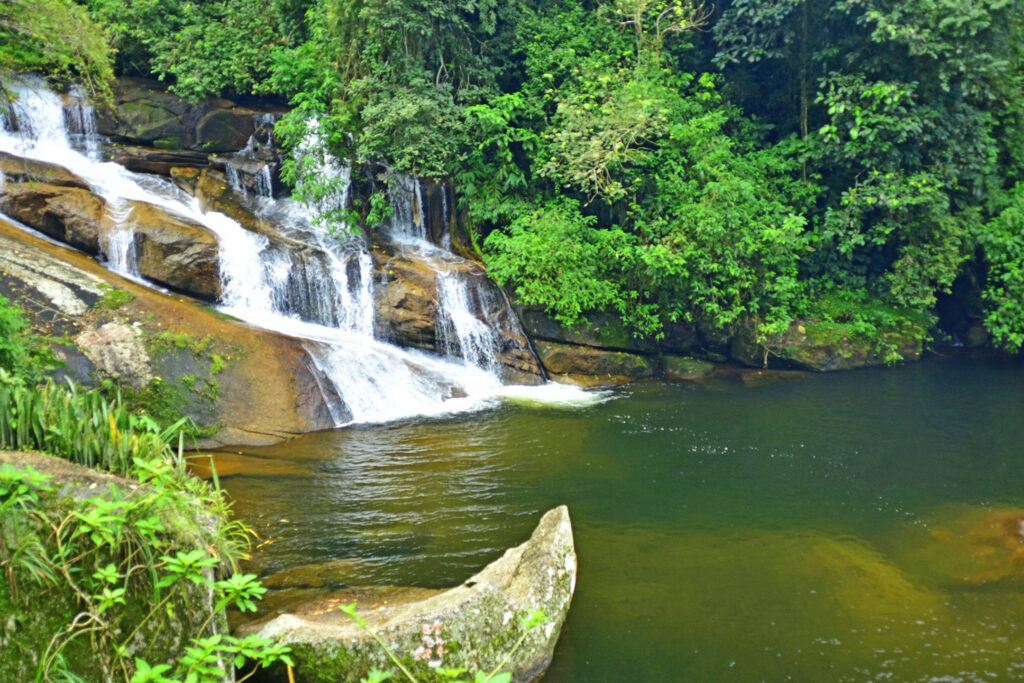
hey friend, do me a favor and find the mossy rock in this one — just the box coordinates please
[518,307,657,353]
[731,298,929,372]
[533,340,653,380]
[0,451,225,682]
[664,355,715,381]
[238,507,577,683]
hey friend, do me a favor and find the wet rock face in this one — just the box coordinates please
[0,151,89,188]
[237,506,577,683]
[371,246,546,385]
[122,200,222,300]
[106,146,210,176]
[0,182,105,254]
[0,154,222,301]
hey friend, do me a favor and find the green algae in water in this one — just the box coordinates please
[222,356,1024,681]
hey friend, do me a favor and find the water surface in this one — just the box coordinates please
[221,356,1024,681]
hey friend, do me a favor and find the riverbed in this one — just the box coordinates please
[221,354,1024,681]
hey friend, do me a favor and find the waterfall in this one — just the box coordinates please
[0,79,593,427]
[100,201,139,276]
[387,173,427,243]
[384,174,517,376]
[435,272,501,375]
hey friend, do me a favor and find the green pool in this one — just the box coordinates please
[222,355,1024,681]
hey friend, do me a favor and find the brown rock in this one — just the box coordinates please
[372,245,545,384]
[106,146,210,176]
[0,151,88,188]
[0,182,105,253]
[169,166,202,195]
[534,340,654,381]
[193,170,303,246]
[120,201,222,300]
[0,218,334,446]
[371,248,445,349]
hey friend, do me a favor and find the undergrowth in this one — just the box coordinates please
[0,369,292,681]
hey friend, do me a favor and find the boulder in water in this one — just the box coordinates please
[237,506,577,683]
[121,201,222,300]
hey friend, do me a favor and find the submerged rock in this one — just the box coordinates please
[237,506,577,683]
[664,355,714,382]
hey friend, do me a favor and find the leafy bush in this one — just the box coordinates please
[979,183,1024,352]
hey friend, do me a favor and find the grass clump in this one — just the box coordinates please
[93,286,136,311]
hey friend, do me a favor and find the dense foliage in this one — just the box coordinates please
[6,0,1024,348]
[0,0,113,98]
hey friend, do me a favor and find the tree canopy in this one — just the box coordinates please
[7,0,1024,348]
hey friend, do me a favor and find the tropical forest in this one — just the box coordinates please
[1,0,1024,681]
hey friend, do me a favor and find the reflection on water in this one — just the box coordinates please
[221,355,1024,681]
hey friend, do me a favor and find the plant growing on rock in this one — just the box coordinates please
[0,371,292,681]
[338,602,547,683]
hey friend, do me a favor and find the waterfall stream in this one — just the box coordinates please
[0,78,592,426]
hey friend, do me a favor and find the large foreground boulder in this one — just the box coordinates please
[238,506,577,683]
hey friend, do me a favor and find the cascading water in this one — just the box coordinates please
[386,173,517,377]
[435,271,501,374]
[0,78,596,425]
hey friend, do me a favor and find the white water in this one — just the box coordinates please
[0,78,602,425]
[386,173,514,375]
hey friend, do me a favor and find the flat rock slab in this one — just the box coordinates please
[238,506,577,683]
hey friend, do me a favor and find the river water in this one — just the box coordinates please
[221,354,1024,681]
